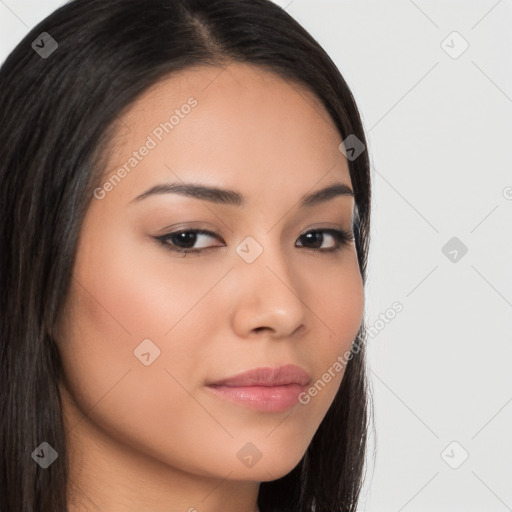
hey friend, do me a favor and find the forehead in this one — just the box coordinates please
[101,62,351,207]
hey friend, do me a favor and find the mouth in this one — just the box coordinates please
[205,364,310,413]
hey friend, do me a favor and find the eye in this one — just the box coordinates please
[154,227,354,257]
[154,229,224,257]
[296,228,354,252]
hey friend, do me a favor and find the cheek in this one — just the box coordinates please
[296,252,364,406]
[308,251,364,352]
[55,219,240,474]
[68,212,221,341]
[56,262,223,476]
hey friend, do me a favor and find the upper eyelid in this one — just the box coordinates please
[160,226,350,238]
[155,227,353,248]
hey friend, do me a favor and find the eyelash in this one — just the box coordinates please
[154,227,354,256]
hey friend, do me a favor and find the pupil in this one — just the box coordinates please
[304,232,322,248]
[174,232,196,248]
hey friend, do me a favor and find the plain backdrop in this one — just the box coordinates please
[1,1,511,510]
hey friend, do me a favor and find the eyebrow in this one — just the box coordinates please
[130,181,354,208]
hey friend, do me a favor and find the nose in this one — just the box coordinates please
[229,239,308,339]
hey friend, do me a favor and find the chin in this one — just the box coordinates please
[230,444,308,482]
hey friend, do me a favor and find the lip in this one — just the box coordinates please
[206,364,310,412]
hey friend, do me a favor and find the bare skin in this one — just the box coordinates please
[53,62,364,512]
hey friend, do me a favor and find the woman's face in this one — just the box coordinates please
[54,62,364,484]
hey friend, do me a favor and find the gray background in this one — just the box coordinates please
[1,1,511,510]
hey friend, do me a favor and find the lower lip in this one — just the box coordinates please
[206,384,306,412]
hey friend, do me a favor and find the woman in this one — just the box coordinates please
[0,0,372,510]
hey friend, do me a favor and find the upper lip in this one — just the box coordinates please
[208,364,311,387]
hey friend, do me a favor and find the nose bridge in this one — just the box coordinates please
[236,230,294,289]
[230,231,307,336]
